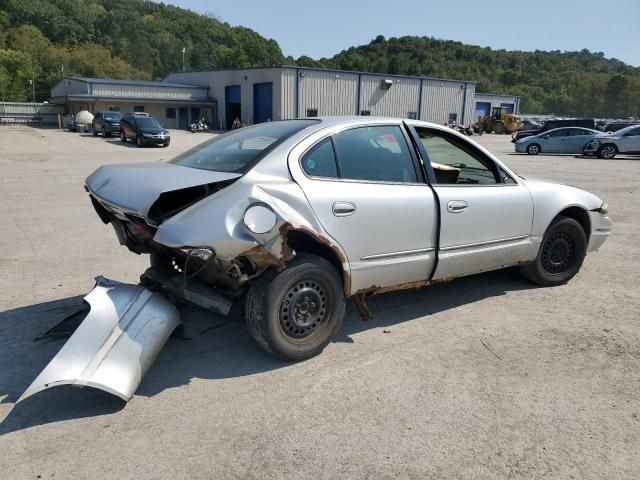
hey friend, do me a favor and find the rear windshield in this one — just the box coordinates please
[170,120,318,173]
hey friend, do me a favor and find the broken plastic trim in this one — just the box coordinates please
[19,276,180,403]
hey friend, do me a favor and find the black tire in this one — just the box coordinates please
[597,144,617,159]
[527,143,541,155]
[520,216,587,286]
[92,128,98,137]
[493,122,506,134]
[245,254,346,361]
[136,135,143,148]
[120,131,127,142]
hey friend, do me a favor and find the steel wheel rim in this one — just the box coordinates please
[279,279,330,340]
[541,231,575,274]
[529,145,539,154]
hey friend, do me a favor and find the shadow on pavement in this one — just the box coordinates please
[0,268,533,434]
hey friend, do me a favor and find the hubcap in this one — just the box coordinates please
[529,145,538,154]
[279,280,327,339]
[541,232,574,274]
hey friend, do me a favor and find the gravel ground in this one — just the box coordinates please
[0,126,638,479]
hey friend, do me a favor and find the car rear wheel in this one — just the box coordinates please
[120,131,127,142]
[527,143,541,155]
[597,144,617,159]
[520,215,587,286]
[136,135,143,148]
[245,254,346,361]
[92,128,98,136]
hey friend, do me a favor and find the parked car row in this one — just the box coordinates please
[515,124,640,158]
[92,111,170,147]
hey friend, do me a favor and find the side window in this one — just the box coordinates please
[301,138,338,178]
[625,127,640,136]
[416,129,499,185]
[570,128,589,136]
[333,126,417,183]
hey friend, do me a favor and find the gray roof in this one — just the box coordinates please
[66,77,205,89]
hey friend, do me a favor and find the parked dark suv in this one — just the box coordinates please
[92,111,123,137]
[120,113,170,147]
[512,118,596,142]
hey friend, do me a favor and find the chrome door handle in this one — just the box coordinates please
[447,200,468,213]
[333,201,356,217]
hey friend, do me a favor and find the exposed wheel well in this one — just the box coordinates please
[286,230,349,295]
[556,206,590,239]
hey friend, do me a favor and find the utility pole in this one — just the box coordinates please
[29,78,35,102]
[182,47,186,71]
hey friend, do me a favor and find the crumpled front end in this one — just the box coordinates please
[19,277,180,403]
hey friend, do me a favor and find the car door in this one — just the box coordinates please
[619,126,640,153]
[410,126,534,280]
[120,115,132,139]
[566,128,597,153]
[540,128,571,152]
[288,123,438,294]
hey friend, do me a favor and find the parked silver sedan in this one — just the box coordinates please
[86,117,611,360]
[515,127,600,155]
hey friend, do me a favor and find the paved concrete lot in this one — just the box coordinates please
[0,126,638,479]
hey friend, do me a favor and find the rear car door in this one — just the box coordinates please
[567,128,597,153]
[411,126,534,280]
[288,123,438,294]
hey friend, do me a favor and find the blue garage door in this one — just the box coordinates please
[178,107,188,129]
[474,101,491,122]
[253,82,273,124]
[501,103,514,114]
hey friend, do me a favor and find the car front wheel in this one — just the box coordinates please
[245,254,346,360]
[597,144,617,159]
[527,143,541,155]
[136,135,143,147]
[520,215,587,286]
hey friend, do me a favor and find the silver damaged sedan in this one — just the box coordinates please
[86,117,612,360]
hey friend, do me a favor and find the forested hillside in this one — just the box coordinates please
[0,0,284,101]
[323,36,640,117]
[0,0,638,117]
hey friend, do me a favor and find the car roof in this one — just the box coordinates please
[541,127,597,134]
[608,124,640,135]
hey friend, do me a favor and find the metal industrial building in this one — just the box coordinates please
[165,66,476,130]
[473,92,520,122]
[49,77,217,129]
[49,67,520,130]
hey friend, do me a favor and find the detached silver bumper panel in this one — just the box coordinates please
[18,277,180,403]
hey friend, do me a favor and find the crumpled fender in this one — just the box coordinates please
[19,277,180,403]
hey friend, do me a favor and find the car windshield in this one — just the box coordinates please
[170,120,319,173]
[136,117,162,128]
[103,112,122,121]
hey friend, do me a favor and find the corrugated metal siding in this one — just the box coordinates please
[50,78,88,97]
[420,79,467,124]
[281,68,297,118]
[464,83,476,125]
[298,69,359,116]
[90,83,207,100]
[359,75,421,117]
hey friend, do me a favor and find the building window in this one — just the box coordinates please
[360,110,371,116]
[166,107,176,119]
[134,106,145,112]
[407,112,417,120]
[108,106,120,112]
[448,113,457,123]
[306,108,318,117]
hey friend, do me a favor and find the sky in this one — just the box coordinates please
[168,0,640,67]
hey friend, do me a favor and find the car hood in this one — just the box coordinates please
[140,127,169,135]
[86,162,242,217]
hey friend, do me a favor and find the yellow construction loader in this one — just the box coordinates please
[476,106,522,134]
